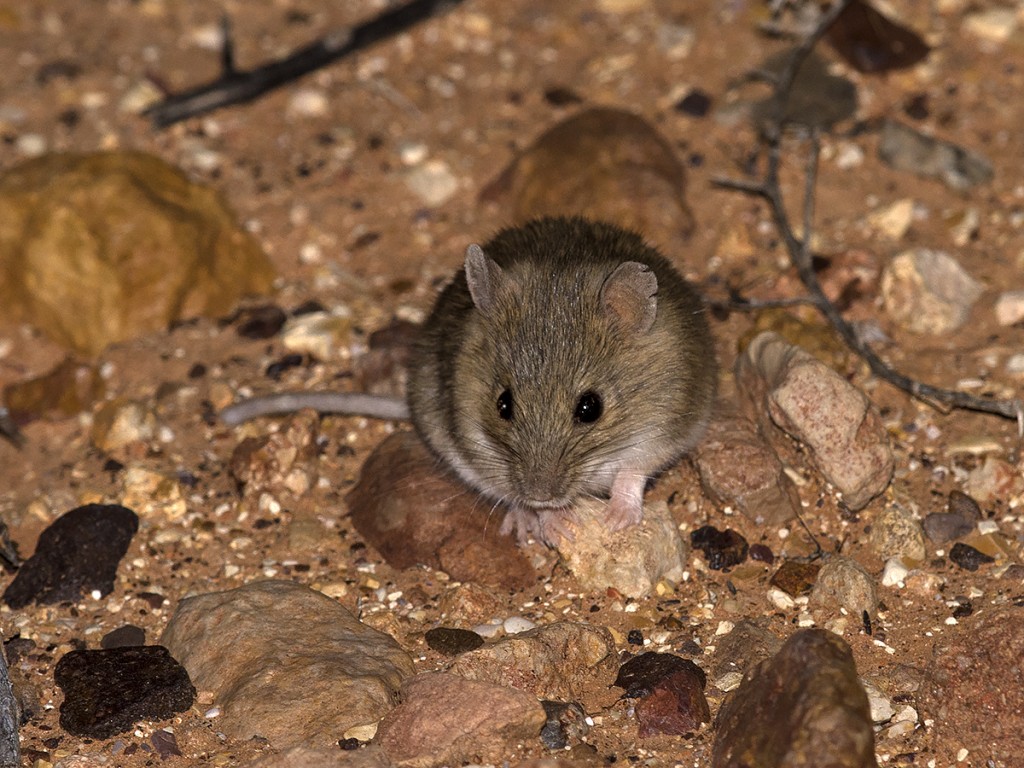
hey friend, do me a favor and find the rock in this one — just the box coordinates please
[89,398,156,456]
[736,332,894,510]
[878,120,994,191]
[769,560,820,597]
[480,107,694,248]
[160,580,415,749]
[374,672,546,767]
[865,198,914,240]
[634,666,710,736]
[404,159,460,207]
[963,456,1024,503]
[694,415,801,525]
[0,151,275,356]
[280,310,354,362]
[963,7,1018,44]
[826,0,929,73]
[554,499,686,598]
[880,249,983,334]
[751,49,858,131]
[994,290,1024,326]
[808,557,879,623]
[0,639,18,768]
[922,512,973,544]
[614,653,709,736]
[869,504,926,562]
[346,431,536,591]
[3,503,138,609]
[53,646,195,739]
[446,622,617,702]
[708,620,783,690]
[246,745,393,768]
[539,700,589,749]
[100,625,146,649]
[948,542,994,571]
[690,525,749,571]
[120,466,188,520]
[947,489,982,521]
[919,605,1024,764]
[2,358,104,424]
[712,629,875,768]
[424,628,484,657]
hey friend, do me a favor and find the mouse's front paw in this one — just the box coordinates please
[604,495,644,531]
[500,506,576,546]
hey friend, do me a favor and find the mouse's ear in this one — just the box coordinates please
[601,261,658,334]
[464,244,503,313]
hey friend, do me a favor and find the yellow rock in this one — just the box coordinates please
[0,151,276,355]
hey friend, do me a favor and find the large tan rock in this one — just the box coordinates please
[0,151,275,355]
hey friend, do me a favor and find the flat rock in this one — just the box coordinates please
[346,431,536,591]
[3,504,138,609]
[880,249,983,334]
[480,107,694,248]
[735,332,893,510]
[160,580,415,749]
[869,504,926,562]
[54,646,195,739]
[374,672,546,768]
[555,499,686,598]
[0,151,275,356]
[878,120,994,191]
[447,622,617,703]
[919,605,1024,764]
[694,415,801,525]
[712,629,876,768]
[0,639,18,768]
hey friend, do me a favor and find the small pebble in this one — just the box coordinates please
[675,88,712,117]
[963,7,1018,44]
[923,512,973,544]
[995,290,1024,326]
[769,560,820,597]
[948,542,995,571]
[287,88,329,118]
[690,525,748,570]
[503,616,537,634]
[424,627,485,656]
[404,159,459,206]
[15,133,47,157]
[880,558,909,587]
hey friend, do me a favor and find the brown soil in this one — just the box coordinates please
[0,1,1022,766]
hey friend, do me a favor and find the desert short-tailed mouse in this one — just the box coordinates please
[221,216,717,543]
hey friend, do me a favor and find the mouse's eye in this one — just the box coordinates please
[497,389,514,420]
[574,391,603,423]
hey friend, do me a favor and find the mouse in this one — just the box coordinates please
[221,216,717,544]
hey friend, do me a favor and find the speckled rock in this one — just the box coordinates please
[808,557,879,624]
[160,580,415,749]
[0,151,275,356]
[880,249,983,334]
[878,120,994,191]
[374,672,546,767]
[869,505,927,563]
[2,504,138,609]
[712,629,875,768]
[54,646,195,739]
[555,499,686,598]
[446,622,617,703]
[229,409,321,505]
[694,415,801,525]
[0,639,18,768]
[919,605,1024,764]
[89,398,156,456]
[736,332,893,510]
[346,431,536,591]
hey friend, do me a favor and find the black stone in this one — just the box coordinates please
[3,504,138,609]
[749,544,774,564]
[54,646,195,739]
[690,525,749,571]
[0,640,19,768]
[948,543,994,572]
[424,627,484,656]
[675,88,712,117]
[235,304,287,339]
[614,652,706,699]
[947,490,982,521]
[150,729,181,758]
[101,625,146,649]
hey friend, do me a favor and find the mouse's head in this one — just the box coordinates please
[447,242,677,509]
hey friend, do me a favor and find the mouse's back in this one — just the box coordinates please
[407,216,716,510]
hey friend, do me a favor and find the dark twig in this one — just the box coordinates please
[714,0,1024,428]
[145,0,466,128]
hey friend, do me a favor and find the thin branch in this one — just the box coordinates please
[714,0,1024,427]
[145,0,466,128]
